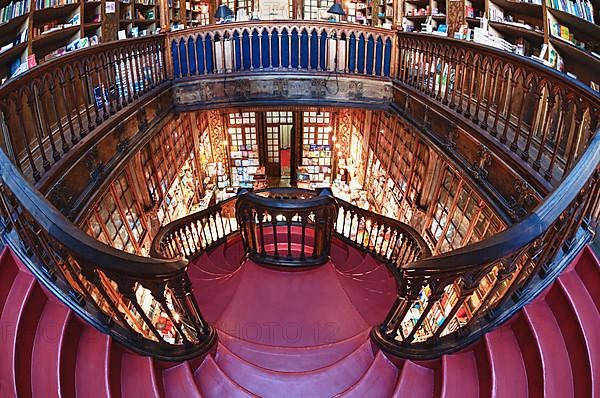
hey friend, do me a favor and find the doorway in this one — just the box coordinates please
[265,111,294,180]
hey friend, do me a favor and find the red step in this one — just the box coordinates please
[214,340,374,397]
[194,355,254,397]
[440,352,479,398]
[339,351,398,397]
[0,271,37,398]
[392,360,435,397]
[163,362,202,398]
[522,300,574,398]
[0,248,20,319]
[556,269,600,398]
[75,324,118,398]
[30,301,73,398]
[574,246,600,313]
[484,325,529,397]
[218,330,369,372]
[120,353,162,398]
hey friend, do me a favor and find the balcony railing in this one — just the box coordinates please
[0,36,167,184]
[394,33,599,186]
[168,21,395,78]
[0,23,596,361]
[152,187,430,271]
[0,147,215,361]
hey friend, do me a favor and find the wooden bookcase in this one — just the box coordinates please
[0,0,161,85]
[398,0,600,88]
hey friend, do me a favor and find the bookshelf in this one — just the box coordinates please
[399,0,599,88]
[0,0,162,85]
[187,0,210,26]
[297,144,333,188]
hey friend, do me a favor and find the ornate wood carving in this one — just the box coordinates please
[172,75,393,111]
[207,110,227,171]
[336,109,352,161]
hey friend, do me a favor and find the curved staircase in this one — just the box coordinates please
[0,236,598,397]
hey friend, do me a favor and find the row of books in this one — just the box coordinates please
[549,22,587,49]
[546,0,595,23]
[35,0,77,9]
[0,28,28,56]
[32,14,79,37]
[0,0,29,24]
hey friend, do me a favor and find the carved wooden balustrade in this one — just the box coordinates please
[394,33,599,186]
[152,187,430,270]
[0,148,216,361]
[235,188,338,267]
[374,131,600,358]
[167,21,395,79]
[0,36,167,184]
[0,24,596,361]
[335,199,432,275]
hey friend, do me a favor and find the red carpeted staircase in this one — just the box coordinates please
[0,235,598,397]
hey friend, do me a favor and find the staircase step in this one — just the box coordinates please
[192,270,244,323]
[31,301,72,398]
[574,246,600,313]
[221,236,245,270]
[392,360,435,398]
[339,264,395,285]
[339,351,398,397]
[342,246,366,273]
[336,273,396,325]
[75,325,116,398]
[556,270,600,398]
[163,362,202,398]
[215,261,369,347]
[0,271,37,398]
[440,352,479,398]
[188,263,238,280]
[191,253,235,277]
[523,300,574,398]
[218,331,369,372]
[330,240,349,264]
[120,353,162,398]
[339,256,382,277]
[215,340,374,398]
[484,325,528,397]
[0,248,20,319]
[194,355,254,397]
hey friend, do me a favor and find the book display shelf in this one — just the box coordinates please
[399,0,599,88]
[120,0,158,37]
[0,0,161,85]
[297,144,333,188]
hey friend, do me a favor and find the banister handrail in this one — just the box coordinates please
[0,34,168,184]
[0,35,166,93]
[334,196,432,260]
[0,149,187,277]
[396,32,600,104]
[404,129,600,275]
[0,23,596,362]
[372,129,599,357]
[0,137,216,360]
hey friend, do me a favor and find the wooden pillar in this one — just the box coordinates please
[447,0,466,36]
[159,0,171,32]
[101,0,119,42]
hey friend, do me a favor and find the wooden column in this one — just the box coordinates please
[102,0,119,42]
[447,0,466,36]
[159,0,171,32]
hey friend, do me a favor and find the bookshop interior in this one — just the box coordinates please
[0,0,598,87]
[0,0,598,394]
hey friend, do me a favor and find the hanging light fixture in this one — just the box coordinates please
[327,1,346,16]
[214,3,234,20]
